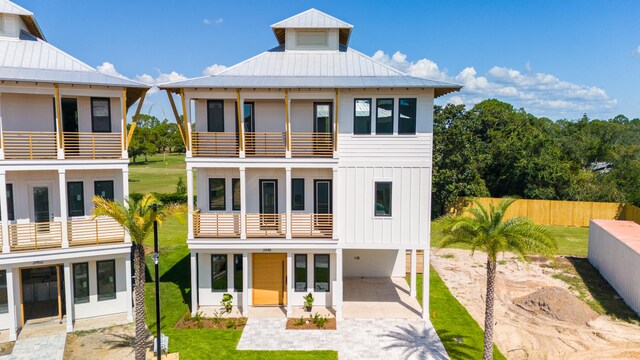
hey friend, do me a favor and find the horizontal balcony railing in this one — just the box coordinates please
[3,131,58,160]
[9,221,62,251]
[68,217,125,246]
[291,132,333,157]
[63,132,122,159]
[246,213,286,238]
[192,132,239,157]
[291,213,333,238]
[245,132,286,157]
[194,212,241,238]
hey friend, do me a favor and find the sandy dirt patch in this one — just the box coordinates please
[431,248,640,360]
[64,324,136,360]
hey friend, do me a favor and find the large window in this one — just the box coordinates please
[398,98,417,134]
[292,179,305,211]
[6,184,14,221]
[354,99,372,134]
[232,178,240,211]
[95,180,114,201]
[375,182,392,217]
[0,270,7,313]
[67,181,85,217]
[97,260,116,301]
[314,254,330,292]
[73,263,89,304]
[376,99,394,135]
[211,255,227,292]
[295,254,307,292]
[207,100,225,132]
[209,178,226,211]
[233,254,243,292]
[91,98,111,133]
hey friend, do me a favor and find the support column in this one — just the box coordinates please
[125,255,133,321]
[422,248,430,321]
[6,267,16,340]
[242,252,249,317]
[54,84,64,160]
[240,167,247,239]
[332,168,339,240]
[285,90,291,158]
[286,252,293,317]
[0,93,5,160]
[236,90,245,158]
[63,261,73,332]
[410,249,417,297]
[180,90,193,158]
[0,171,9,253]
[121,88,128,159]
[335,248,343,320]
[190,251,198,316]
[59,169,69,248]
[186,168,194,239]
[285,167,292,239]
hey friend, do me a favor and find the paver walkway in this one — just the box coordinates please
[0,321,67,360]
[237,318,449,360]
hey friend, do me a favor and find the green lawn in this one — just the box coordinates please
[129,153,186,194]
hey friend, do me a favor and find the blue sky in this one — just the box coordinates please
[19,0,640,120]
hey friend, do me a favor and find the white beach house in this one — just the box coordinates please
[0,0,148,340]
[160,8,460,319]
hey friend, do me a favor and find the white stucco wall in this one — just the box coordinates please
[71,255,128,319]
[343,249,405,277]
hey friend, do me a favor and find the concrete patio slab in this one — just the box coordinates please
[343,277,423,319]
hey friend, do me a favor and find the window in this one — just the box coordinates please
[297,31,328,46]
[292,179,305,211]
[67,181,85,217]
[211,255,227,292]
[354,99,372,134]
[208,178,226,211]
[233,254,243,292]
[0,270,7,313]
[97,260,116,301]
[232,178,240,211]
[91,98,111,133]
[6,184,14,221]
[95,180,114,201]
[376,99,394,135]
[73,263,89,304]
[207,100,225,132]
[294,254,307,292]
[399,98,417,134]
[375,182,392,216]
[314,254,330,292]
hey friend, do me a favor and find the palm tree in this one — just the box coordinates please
[93,194,186,360]
[435,198,556,360]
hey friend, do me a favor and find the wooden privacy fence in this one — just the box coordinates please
[449,197,640,227]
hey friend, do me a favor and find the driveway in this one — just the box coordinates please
[343,277,423,319]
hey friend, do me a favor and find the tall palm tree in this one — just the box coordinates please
[93,194,186,360]
[435,198,556,360]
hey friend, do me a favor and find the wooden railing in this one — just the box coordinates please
[192,132,239,157]
[9,222,62,251]
[63,132,122,159]
[245,132,286,157]
[291,213,333,238]
[3,131,57,159]
[246,213,286,238]
[194,212,241,237]
[68,217,125,246]
[291,132,334,157]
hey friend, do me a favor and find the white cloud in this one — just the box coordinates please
[135,70,188,95]
[96,62,128,79]
[202,64,227,76]
[203,17,223,25]
[634,45,640,56]
[215,18,223,24]
[203,19,212,25]
[373,50,617,118]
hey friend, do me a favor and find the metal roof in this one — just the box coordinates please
[0,0,31,16]
[271,8,352,29]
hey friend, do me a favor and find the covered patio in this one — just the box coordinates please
[343,277,422,319]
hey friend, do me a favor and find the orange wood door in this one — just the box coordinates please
[252,253,287,305]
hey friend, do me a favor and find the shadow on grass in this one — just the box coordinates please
[159,254,192,308]
[382,324,470,360]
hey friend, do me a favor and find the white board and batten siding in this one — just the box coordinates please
[588,220,640,315]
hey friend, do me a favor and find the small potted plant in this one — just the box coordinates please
[221,293,233,314]
[303,292,314,312]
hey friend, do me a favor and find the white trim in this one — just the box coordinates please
[0,243,131,266]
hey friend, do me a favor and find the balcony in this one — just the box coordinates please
[290,132,333,158]
[192,132,239,157]
[291,213,333,238]
[68,217,126,246]
[63,132,122,159]
[245,213,287,238]
[192,213,333,239]
[3,131,58,160]
[2,131,123,160]
[194,212,240,238]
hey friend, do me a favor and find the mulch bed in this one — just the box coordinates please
[285,317,337,330]
[174,315,247,330]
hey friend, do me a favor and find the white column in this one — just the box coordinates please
[242,252,249,316]
[410,249,417,298]
[59,169,69,248]
[285,167,292,239]
[422,248,429,321]
[335,248,343,320]
[227,253,233,295]
[63,261,73,332]
[6,267,16,340]
[332,168,339,240]
[121,95,128,159]
[286,252,293,317]
[0,171,9,253]
[125,255,133,322]
[240,167,247,239]
[186,168,194,239]
[122,168,131,243]
[190,251,198,316]
[0,93,4,160]
[238,96,245,159]
[285,95,291,159]
[185,98,193,158]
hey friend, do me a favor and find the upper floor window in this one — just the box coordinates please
[91,98,111,133]
[6,184,14,221]
[292,179,305,211]
[297,31,328,46]
[374,181,392,217]
[399,98,417,134]
[207,100,224,132]
[354,99,371,134]
[209,178,226,211]
[376,99,394,135]
[232,178,241,211]
[67,181,85,217]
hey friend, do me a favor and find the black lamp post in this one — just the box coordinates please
[152,203,161,360]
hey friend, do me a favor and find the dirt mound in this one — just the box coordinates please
[514,286,599,325]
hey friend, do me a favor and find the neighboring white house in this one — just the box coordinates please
[161,9,460,319]
[0,0,148,340]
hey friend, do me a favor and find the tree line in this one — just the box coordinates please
[127,114,185,163]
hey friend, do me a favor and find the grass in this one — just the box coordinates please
[129,153,186,194]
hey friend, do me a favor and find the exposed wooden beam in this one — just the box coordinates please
[54,84,63,150]
[236,89,244,152]
[121,88,127,152]
[166,90,186,146]
[180,89,192,151]
[285,89,291,152]
[126,90,147,148]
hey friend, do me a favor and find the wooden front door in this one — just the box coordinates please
[252,253,287,305]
